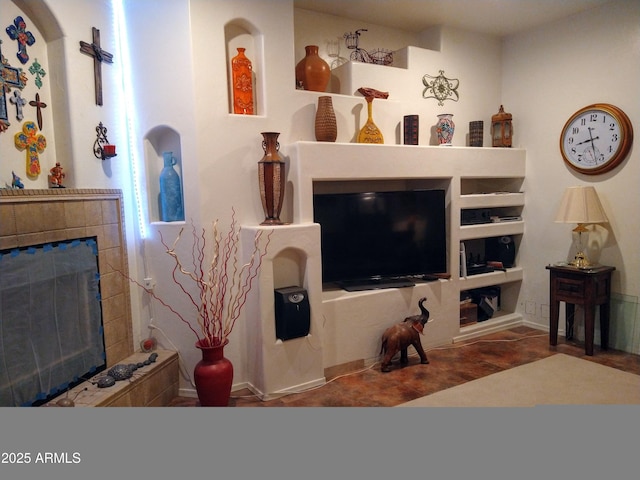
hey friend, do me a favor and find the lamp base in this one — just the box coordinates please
[569,251,596,269]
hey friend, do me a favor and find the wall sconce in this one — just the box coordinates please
[491,105,512,147]
[93,122,117,160]
[554,186,609,268]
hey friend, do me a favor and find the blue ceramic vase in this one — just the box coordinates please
[159,151,184,222]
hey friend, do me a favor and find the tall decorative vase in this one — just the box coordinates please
[357,96,384,143]
[436,114,455,145]
[295,45,330,92]
[159,151,185,222]
[231,47,254,115]
[194,339,233,407]
[258,132,285,225]
[315,96,337,142]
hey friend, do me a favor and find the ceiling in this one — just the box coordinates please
[293,0,611,37]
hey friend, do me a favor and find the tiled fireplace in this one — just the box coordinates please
[0,189,178,406]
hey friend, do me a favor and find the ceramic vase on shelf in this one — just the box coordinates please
[295,45,330,92]
[193,339,233,407]
[436,114,455,145]
[231,47,254,115]
[357,96,384,144]
[159,151,185,222]
[258,132,285,225]
[315,96,337,142]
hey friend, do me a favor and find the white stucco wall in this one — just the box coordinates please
[502,0,640,353]
[2,0,637,398]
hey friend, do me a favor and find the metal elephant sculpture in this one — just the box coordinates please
[380,297,430,372]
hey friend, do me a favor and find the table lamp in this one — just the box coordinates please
[554,186,608,268]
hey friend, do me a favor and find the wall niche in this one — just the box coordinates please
[143,125,185,223]
[225,18,264,116]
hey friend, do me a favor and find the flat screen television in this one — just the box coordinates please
[313,189,447,291]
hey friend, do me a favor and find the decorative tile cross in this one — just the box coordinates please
[9,90,27,120]
[15,121,47,178]
[29,92,47,130]
[5,16,36,65]
[29,58,46,89]
[1,39,28,133]
[79,27,114,106]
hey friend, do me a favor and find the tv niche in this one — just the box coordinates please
[313,189,447,291]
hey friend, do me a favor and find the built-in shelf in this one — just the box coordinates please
[459,192,525,209]
[280,141,527,368]
[460,220,525,240]
[459,267,523,289]
[454,312,524,343]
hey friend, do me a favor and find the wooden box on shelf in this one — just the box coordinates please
[460,302,478,326]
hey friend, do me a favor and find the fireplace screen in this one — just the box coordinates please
[0,237,106,406]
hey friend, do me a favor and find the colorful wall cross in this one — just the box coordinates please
[15,121,47,178]
[29,58,46,89]
[5,16,36,65]
[1,39,28,133]
[79,27,114,106]
[9,90,27,120]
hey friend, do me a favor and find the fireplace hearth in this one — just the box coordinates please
[0,189,178,406]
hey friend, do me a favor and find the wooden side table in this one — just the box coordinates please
[546,264,615,356]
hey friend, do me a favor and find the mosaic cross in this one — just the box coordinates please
[28,58,46,89]
[79,27,114,106]
[29,92,47,130]
[15,121,47,178]
[9,90,27,120]
[5,16,36,65]
[1,39,28,133]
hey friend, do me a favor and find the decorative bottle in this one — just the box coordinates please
[295,45,330,92]
[436,114,455,145]
[159,151,185,222]
[258,132,285,225]
[315,96,337,142]
[357,96,383,144]
[231,48,254,115]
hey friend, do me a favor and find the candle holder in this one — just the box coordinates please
[93,122,117,160]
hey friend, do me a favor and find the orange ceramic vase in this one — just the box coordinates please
[231,48,254,114]
[295,45,330,92]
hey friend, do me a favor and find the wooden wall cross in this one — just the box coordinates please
[29,92,47,130]
[79,27,114,106]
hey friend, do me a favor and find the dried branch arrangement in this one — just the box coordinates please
[127,211,272,348]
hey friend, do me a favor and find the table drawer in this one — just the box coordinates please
[555,276,585,298]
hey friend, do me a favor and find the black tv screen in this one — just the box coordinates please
[313,189,447,291]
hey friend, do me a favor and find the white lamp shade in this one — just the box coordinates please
[554,186,608,224]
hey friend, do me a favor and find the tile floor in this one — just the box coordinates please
[168,326,640,407]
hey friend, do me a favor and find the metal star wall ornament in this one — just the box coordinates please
[422,70,460,106]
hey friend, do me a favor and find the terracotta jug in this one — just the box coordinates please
[295,45,330,92]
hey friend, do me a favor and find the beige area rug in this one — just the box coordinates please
[398,354,640,407]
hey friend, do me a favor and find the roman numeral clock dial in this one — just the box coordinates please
[560,103,633,175]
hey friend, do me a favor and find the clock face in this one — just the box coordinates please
[560,103,633,175]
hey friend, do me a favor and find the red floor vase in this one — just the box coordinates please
[194,339,233,407]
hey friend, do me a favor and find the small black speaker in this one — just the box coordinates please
[274,286,310,341]
[485,236,516,268]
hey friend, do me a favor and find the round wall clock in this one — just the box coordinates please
[560,103,633,175]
